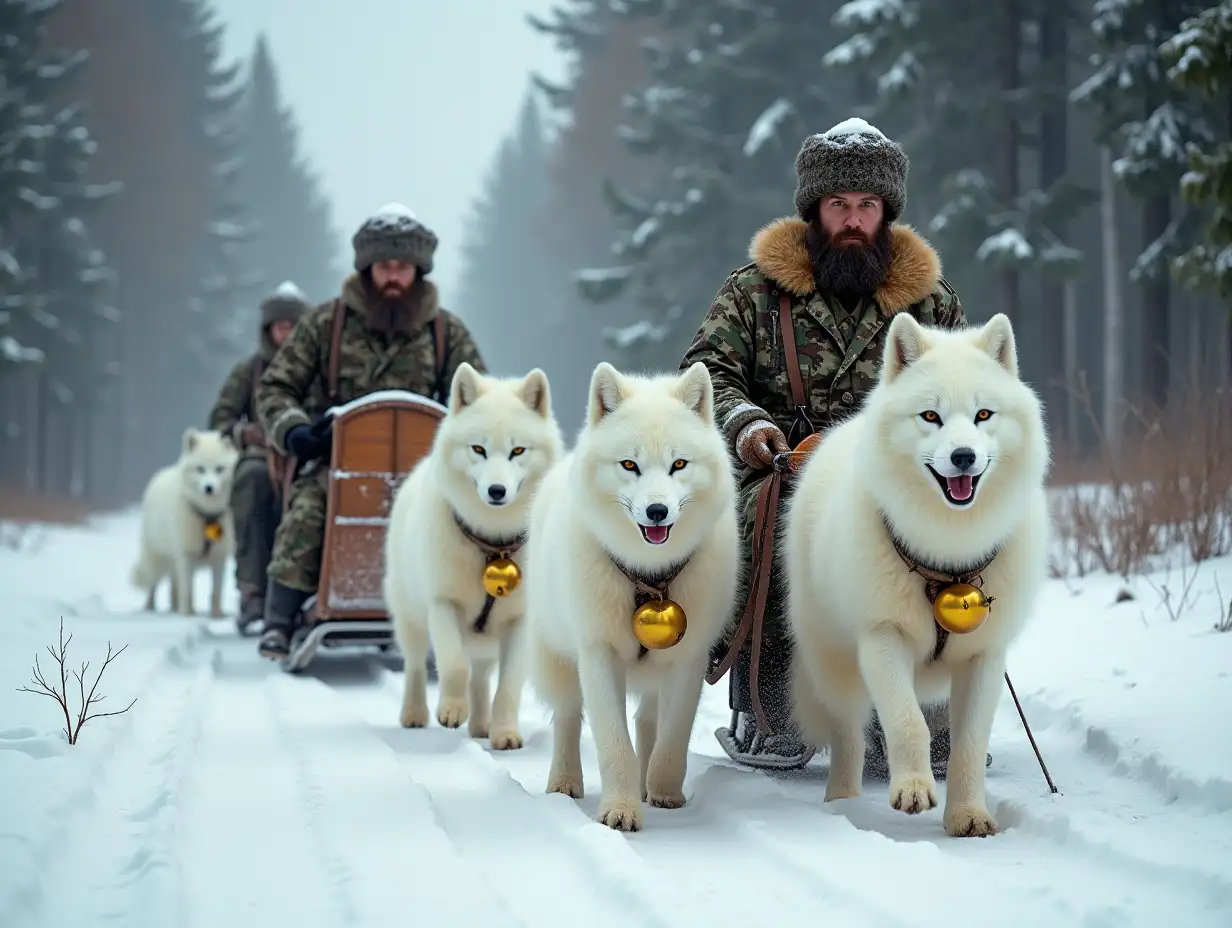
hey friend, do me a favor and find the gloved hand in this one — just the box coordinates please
[285,416,333,461]
[736,419,789,469]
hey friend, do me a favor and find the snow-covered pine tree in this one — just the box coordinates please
[452,88,554,377]
[148,0,257,440]
[825,0,1093,349]
[527,5,661,430]
[0,0,116,376]
[236,34,340,304]
[1162,3,1232,303]
[540,0,860,371]
[0,0,119,495]
[1071,0,1216,408]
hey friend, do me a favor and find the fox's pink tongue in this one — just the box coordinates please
[947,474,974,501]
[645,525,669,544]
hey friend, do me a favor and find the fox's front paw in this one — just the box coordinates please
[889,773,937,814]
[597,794,644,832]
[436,697,468,728]
[944,803,998,837]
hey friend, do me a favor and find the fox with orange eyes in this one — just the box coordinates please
[523,361,740,832]
[784,313,1051,839]
[384,362,565,751]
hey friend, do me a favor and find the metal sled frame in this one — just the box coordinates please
[281,616,395,673]
[280,390,447,673]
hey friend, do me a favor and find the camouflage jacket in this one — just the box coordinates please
[680,217,965,482]
[207,352,268,461]
[257,274,486,454]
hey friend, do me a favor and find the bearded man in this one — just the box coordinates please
[680,118,970,772]
[254,204,486,660]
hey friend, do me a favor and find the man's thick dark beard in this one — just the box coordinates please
[806,222,894,300]
[362,276,423,337]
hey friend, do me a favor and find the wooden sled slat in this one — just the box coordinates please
[314,392,447,622]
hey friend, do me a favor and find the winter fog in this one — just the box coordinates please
[2,0,1231,521]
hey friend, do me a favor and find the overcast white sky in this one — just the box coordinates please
[210,0,568,298]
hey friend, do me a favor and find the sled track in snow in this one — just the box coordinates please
[326,656,1232,927]
[333,666,719,928]
[9,624,1232,927]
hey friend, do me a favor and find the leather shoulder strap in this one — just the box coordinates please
[249,355,263,420]
[777,292,806,407]
[327,298,345,405]
[433,312,446,377]
[430,311,449,405]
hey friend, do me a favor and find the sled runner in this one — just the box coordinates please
[281,389,447,672]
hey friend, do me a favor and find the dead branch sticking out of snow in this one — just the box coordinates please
[1214,576,1232,634]
[15,617,137,745]
[1142,555,1201,623]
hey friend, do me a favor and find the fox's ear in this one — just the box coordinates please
[881,313,926,383]
[974,313,1018,378]
[587,362,626,426]
[675,362,714,424]
[519,368,552,418]
[183,427,198,453]
[448,362,483,413]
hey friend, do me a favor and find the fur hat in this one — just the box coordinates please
[793,117,909,222]
[352,203,439,274]
[260,280,309,328]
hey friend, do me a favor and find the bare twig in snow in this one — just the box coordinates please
[1142,556,1201,623]
[1214,576,1232,634]
[15,617,136,745]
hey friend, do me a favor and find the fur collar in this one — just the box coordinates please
[748,217,942,313]
[340,273,440,334]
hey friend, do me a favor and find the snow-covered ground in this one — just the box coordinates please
[2,512,1231,927]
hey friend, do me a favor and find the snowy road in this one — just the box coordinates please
[3,515,1232,926]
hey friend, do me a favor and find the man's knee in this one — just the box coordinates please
[269,479,326,593]
[232,458,275,508]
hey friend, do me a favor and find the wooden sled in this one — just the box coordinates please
[281,389,448,672]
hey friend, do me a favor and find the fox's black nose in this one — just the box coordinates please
[646,503,669,523]
[951,447,977,471]
[487,484,506,501]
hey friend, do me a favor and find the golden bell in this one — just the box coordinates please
[632,599,687,650]
[204,521,224,543]
[482,558,521,597]
[932,583,992,635]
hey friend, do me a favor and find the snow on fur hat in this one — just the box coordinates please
[793,117,909,222]
[352,203,439,274]
[260,280,309,327]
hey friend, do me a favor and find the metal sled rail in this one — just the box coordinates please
[281,620,394,673]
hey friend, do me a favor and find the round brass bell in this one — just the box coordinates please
[932,582,992,635]
[483,558,521,597]
[632,599,687,650]
[204,521,224,543]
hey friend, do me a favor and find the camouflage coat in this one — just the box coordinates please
[208,352,269,462]
[209,316,287,462]
[681,216,966,488]
[257,274,486,455]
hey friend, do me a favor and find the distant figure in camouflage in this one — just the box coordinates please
[206,280,309,634]
[680,118,967,771]
[254,204,486,660]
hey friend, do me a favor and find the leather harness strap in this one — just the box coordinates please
[705,292,809,733]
